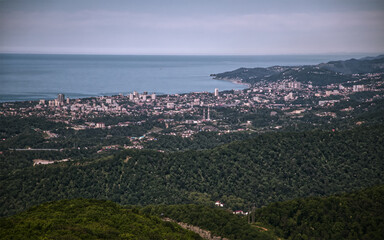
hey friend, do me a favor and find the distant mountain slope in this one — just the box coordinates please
[359,55,384,61]
[319,55,384,74]
[254,185,384,240]
[211,55,384,85]
[210,67,280,83]
[0,199,202,240]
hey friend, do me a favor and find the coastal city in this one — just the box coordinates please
[1,71,383,152]
[1,0,384,238]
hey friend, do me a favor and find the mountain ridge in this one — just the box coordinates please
[211,55,384,85]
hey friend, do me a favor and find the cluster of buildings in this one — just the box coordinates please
[1,72,383,142]
[38,94,69,108]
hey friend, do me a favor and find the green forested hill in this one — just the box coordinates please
[0,199,202,240]
[142,204,277,240]
[254,185,384,240]
[142,185,384,240]
[1,125,383,216]
[1,186,383,240]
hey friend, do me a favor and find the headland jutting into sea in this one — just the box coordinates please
[2,55,383,144]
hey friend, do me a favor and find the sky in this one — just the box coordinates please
[0,0,383,55]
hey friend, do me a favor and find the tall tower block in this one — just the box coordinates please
[214,88,219,97]
[57,93,65,103]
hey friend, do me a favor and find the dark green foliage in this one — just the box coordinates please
[254,185,384,240]
[0,128,45,150]
[1,125,383,217]
[145,131,259,151]
[0,116,66,136]
[142,204,277,240]
[1,185,383,240]
[0,115,161,150]
[0,199,202,240]
[0,116,66,150]
[0,149,95,176]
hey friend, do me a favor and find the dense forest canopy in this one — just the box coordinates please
[1,124,383,217]
[1,185,383,240]
[0,199,202,240]
[253,185,384,240]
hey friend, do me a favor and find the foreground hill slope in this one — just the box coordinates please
[143,186,384,239]
[142,204,277,240]
[254,185,384,240]
[0,199,202,240]
[2,186,382,240]
[1,125,383,216]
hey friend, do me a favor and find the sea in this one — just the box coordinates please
[0,53,370,102]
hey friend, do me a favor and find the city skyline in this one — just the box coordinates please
[0,0,383,55]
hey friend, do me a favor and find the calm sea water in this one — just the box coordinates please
[0,54,369,102]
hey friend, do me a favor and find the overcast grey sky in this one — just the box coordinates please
[0,0,383,55]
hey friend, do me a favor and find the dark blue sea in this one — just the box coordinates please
[0,54,369,102]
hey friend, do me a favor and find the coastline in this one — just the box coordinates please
[3,53,373,104]
[211,76,252,88]
[0,76,248,104]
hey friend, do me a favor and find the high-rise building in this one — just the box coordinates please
[214,88,219,97]
[57,94,65,103]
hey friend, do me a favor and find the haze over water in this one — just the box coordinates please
[0,54,369,102]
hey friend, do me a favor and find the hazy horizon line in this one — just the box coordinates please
[0,51,382,57]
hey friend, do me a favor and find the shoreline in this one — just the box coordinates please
[1,78,249,104]
[3,53,373,104]
[212,76,252,88]
[1,75,250,104]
